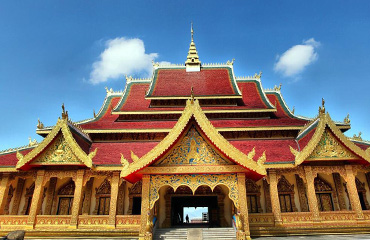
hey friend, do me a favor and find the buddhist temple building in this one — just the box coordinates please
[1,26,370,240]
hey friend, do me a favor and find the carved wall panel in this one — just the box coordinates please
[355,177,370,210]
[154,126,233,166]
[21,182,34,215]
[262,179,272,213]
[332,173,347,210]
[93,178,111,215]
[277,175,297,212]
[3,185,14,215]
[116,181,126,215]
[314,176,335,211]
[295,174,309,212]
[81,177,94,215]
[55,180,75,215]
[245,179,262,213]
[10,178,25,215]
[128,180,142,215]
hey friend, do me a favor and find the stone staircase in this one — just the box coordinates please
[153,227,236,240]
[202,228,236,240]
[153,228,188,240]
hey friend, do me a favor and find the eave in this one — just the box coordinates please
[111,108,277,115]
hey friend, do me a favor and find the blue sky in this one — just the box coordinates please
[1,1,370,150]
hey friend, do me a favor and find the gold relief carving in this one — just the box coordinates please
[277,175,297,212]
[78,215,109,226]
[140,165,246,175]
[248,213,274,226]
[309,131,357,160]
[237,173,251,238]
[128,180,142,215]
[281,212,313,223]
[262,179,272,213]
[154,126,233,166]
[295,174,309,212]
[121,99,266,178]
[3,185,14,215]
[82,177,94,214]
[116,215,141,228]
[32,135,81,165]
[319,211,356,221]
[294,112,370,166]
[83,170,112,186]
[43,171,77,185]
[44,177,57,215]
[245,178,262,213]
[149,174,239,209]
[0,174,10,214]
[93,178,111,215]
[70,169,84,226]
[345,165,364,219]
[332,173,346,210]
[116,181,126,215]
[139,175,150,238]
[10,178,26,215]
[16,118,95,169]
[21,182,35,215]
[303,166,320,221]
[36,216,71,226]
[27,170,45,227]
[0,216,28,227]
[355,177,370,210]
[108,172,120,225]
[267,170,282,224]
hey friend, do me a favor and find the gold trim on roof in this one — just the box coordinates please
[294,111,370,166]
[111,108,277,115]
[16,118,96,169]
[120,99,266,178]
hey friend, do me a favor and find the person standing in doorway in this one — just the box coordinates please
[186,214,189,224]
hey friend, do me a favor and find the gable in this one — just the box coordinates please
[308,130,358,161]
[30,134,83,166]
[154,125,233,166]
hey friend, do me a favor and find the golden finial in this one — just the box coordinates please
[353,132,362,141]
[185,22,201,71]
[344,113,350,124]
[319,98,325,114]
[37,118,44,129]
[273,83,282,91]
[292,106,295,114]
[190,86,195,104]
[93,109,96,118]
[191,22,194,42]
[62,103,68,119]
[28,137,37,146]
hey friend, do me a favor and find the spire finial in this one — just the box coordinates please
[185,22,201,72]
[191,22,194,42]
[319,98,325,114]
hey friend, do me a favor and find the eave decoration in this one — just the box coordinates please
[291,110,370,166]
[121,99,266,181]
[16,118,96,170]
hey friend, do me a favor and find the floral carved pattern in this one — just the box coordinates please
[149,174,238,209]
[32,134,81,165]
[154,126,232,166]
[309,130,357,160]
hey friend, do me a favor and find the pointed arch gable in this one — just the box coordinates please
[120,99,266,182]
[293,112,370,166]
[16,118,97,170]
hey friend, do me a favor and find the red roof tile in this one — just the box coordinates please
[0,148,34,167]
[237,81,270,109]
[147,68,240,97]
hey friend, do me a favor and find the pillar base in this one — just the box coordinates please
[274,220,283,226]
[68,225,77,229]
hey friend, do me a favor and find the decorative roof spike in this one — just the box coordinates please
[28,137,37,147]
[273,83,281,91]
[93,109,96,118]
[344,113,350,124]
[292,106,295,115]
[62,103,68,120]
[319,98,326,114]
[353,132,362,141]
[185,22,201,72]
[37,118,44,129]
[226,58,235,66]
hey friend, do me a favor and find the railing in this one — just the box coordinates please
[0,216,28,230]
[281,212,312,223]
[78,215,109,228]
[116,215,141,230]
[320,211,356,222]
[248,213,274,226]
[35,215,71,229]
[363,210,370,220]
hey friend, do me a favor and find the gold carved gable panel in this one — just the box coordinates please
[31,134,82,165]
[308,130,358,161]
[154,125,233,166]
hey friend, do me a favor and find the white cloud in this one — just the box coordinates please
[89,37,158,84]
[274,38,321,77]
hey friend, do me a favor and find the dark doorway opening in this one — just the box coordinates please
[132,197,142,215]
[359,192,367,210]
[171,196,219,227]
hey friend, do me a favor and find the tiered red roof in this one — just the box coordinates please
[146,67,240,97]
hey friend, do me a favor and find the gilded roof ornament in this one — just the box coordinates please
[226,59,235,66]
[37,118,44,129]
[273,83,281,91]
[61,103,68,120]
[257,152,266,166]
[344,114,350,124]
[93,109,96,118]
[319,98,325,114]
[254,71,262,80]
[353,132,362,141]
[292,106,295,115]
[131,150,139,162]
[28,137,38,147]
[121,153,130,170]
[105,86,114,94]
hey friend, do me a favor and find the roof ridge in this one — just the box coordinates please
[0,141,38,155]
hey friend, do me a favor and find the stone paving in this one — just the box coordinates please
[253,234,370,240]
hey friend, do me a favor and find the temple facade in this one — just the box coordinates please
[1,28,370,240]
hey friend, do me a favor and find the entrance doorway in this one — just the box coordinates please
[171,196,218,227]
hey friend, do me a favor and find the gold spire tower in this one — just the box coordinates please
[185,22,201,72]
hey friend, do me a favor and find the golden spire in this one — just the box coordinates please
[185,22,201,72]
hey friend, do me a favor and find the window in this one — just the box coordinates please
[57,197,73,215]
[247,195,259,213]
[279,194,293,212]
[97,197,110,215]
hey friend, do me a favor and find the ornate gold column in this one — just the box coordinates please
[139,175,151,240]
[69,169,84,228]
[237,173,251,240]
[268,169,282,225]
[332,173,346,210]
[345,165,364,219]
[10,178,25,215]
[27,170,45,229]
[108,172,120,227]
[0,173,10,214]
[44,177,57,215]
[304,166,320,222]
